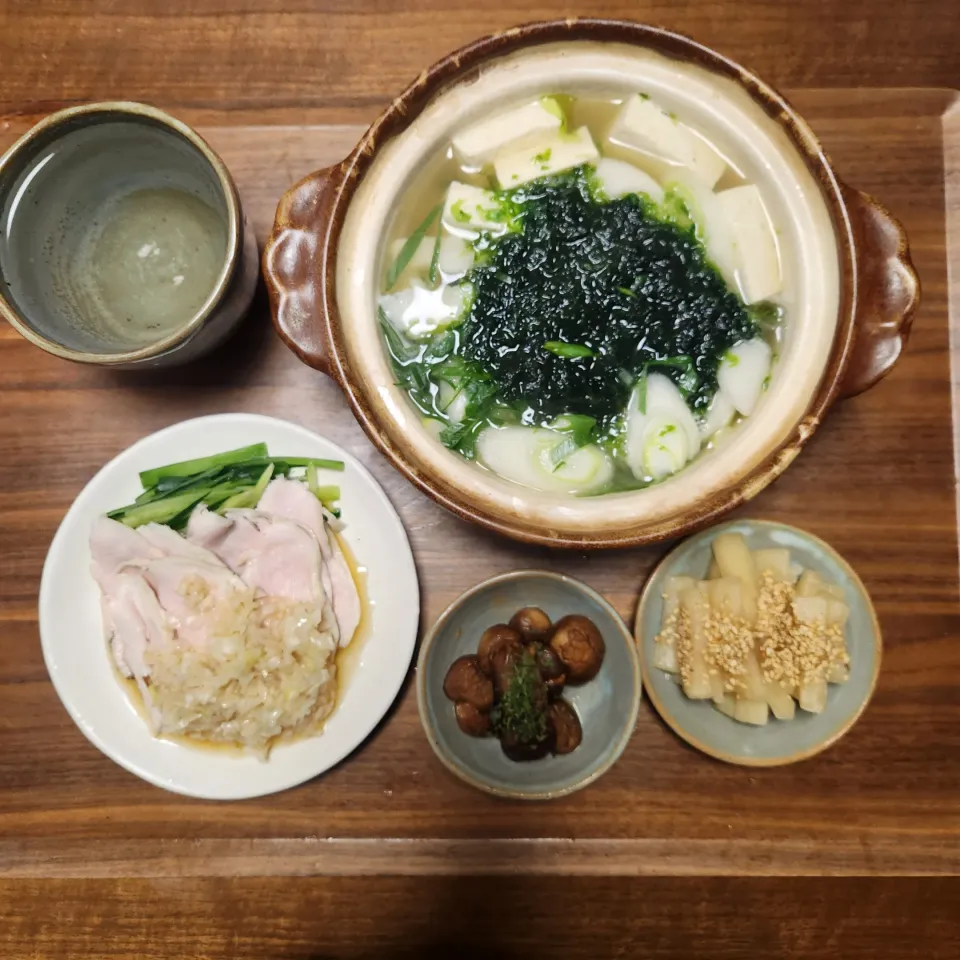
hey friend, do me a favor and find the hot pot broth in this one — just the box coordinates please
[378,93,784,496]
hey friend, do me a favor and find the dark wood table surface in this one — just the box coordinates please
[1,1,959,957]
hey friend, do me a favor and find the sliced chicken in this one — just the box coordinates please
[129,555,248,648]
[258,477,362,646]
[138,521,225,564]
[188,502,337,630]
[90,516,160,591]
[187,505,339,641]
[91,516,248,704]
[102,571,173,730]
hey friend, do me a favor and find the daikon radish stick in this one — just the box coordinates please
[653,641,678,673]
[752,548,791,582]
[827,663,850,684]
[820,582,846,601]
[794,596,828,624]
[706,558,721,579]
[796,569,823,598]
[734,698,769,725]
[680,585,712,699]
[654,575,696,674]
[663,576,696,619]
[712,533,758,621]
[767,684,796,721]
[826,599,849,628]
[710,672,727,704]
[741,644,769,702]
[706,577,743,616]
[715,694,737,718]
[799,679,827,714]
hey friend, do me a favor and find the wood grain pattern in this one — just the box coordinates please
[0,0,959,952]
[1,89,957,877]
[2,877,960,959]
[0,0,958,121]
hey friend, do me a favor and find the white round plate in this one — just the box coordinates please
[39,413,419,799]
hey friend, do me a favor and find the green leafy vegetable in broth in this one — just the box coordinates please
[385,202,442,290]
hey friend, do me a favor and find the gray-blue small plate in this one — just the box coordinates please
[417,570,641,800]
[636,519,882,766]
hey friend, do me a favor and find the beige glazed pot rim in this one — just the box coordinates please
[264,19,919,549]
[0,101,243,365]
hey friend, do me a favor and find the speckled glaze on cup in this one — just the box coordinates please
[264,20,920,549]
[417,570,641,800]
[636,519,882,766]
[0,102,258,367]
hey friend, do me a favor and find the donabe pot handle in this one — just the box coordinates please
[263,162,350,376]
[838,184,920,398]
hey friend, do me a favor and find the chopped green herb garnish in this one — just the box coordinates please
[722,350,740,368]
[450,199,471,224]
[534,147,553,169]
[493,650,548,745]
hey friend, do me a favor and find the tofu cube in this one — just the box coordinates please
[452,97,564,167]
[716,184,782,304]
[609,95,726,187]
[493,126,599,188]
[441,182,510,236]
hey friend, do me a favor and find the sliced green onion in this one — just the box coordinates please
[636,371,648,414]
[313,485,341,504]
[385,203,442,291]
[546,435,579,472]
[111,489,211,528]
[217,463,275,512]
[543,341,595,359]
[428,229,443,286]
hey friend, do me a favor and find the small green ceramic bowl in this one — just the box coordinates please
[417,570,641,800]
[636,519,882,766]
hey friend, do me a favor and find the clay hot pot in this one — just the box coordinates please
[263,20,918,548]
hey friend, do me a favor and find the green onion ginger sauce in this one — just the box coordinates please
[378,94,783,496]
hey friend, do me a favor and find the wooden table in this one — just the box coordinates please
[1,2,959,956]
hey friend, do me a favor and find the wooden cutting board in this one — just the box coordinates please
[0,86,958,953]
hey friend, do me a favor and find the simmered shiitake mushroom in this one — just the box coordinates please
[500,728,555,762]
[509,606,553,643]
[549,700,583,754]
[549,615,605,684]
[443,655,494,710]
[530,642,566,697]
[477,623,522,676]
[455,701,492,737]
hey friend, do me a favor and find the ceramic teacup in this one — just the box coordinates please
[0,102,257,367]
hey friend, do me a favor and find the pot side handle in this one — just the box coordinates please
[838,184,920,399]
[262,163,350,376]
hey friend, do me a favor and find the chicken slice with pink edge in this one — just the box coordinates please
[90,515,160,592]
[138,521,227,565]
[187,506,340,640]
[187,502,337,628]
[257,477,362,646]
[104,571,173,730]
[91,515,248,680]
[128,554,249,648]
